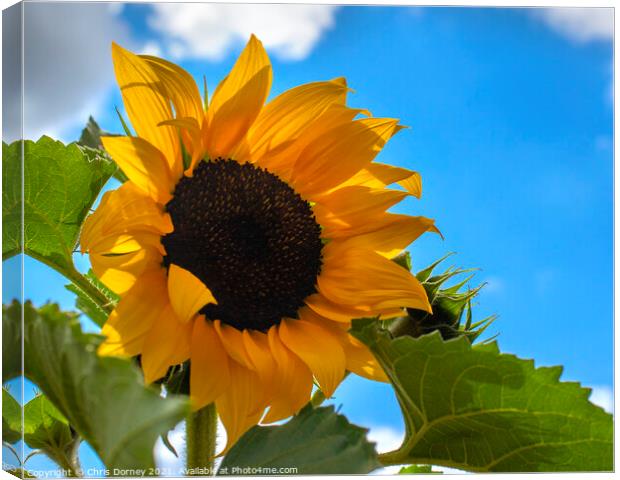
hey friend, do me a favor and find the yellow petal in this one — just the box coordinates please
[242,329,277,396]
[256,104,367,181]
[297,307,388,383]
[80,182,172,253]
[237,78,349,162]
[90,232,165,256]
[190,317,230,409]
[140,54,205,126]
[279,318,346,398]
[216,361,265,453]
[342,334,388,383]
[90,248,162,295]
[305,293,406,324]
[206,35,272,158]
[340,162,422,198]
[213,320,254,370]
[111,43,182,177]
[262,326,313,424]
[305,293,373,323]
[167,264,217,323]
[340,214,440,258]
[159,117,204,172]
[98,269,169,357]
[313,186,408,238]
[101,136,174,204]
[141,303,192,384]
[318,241,432,313]
[290,117,402,197]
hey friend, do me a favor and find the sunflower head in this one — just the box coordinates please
[81,34,439,452]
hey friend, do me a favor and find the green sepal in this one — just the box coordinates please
[392,251,412,271]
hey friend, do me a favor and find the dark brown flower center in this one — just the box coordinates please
[162,159,323,332]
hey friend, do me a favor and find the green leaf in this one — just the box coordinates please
[64,281,108,327]
[78,116,105,149]
[3,388,22,445]
[350,319,613,472]
[3,301,22,382]
[3,137,118,319]
[78,117,127,183]
[24,394,73,449]
[23,394,80,472]
[160,432,178,458]
[65,270,119,327]
[2,137,116,266]
[3,300,189,470]
[218,405,379,475]
[2,139,21,259]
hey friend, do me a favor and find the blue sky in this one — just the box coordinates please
[4,3,613,475]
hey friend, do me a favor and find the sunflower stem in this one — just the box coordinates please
[50,439,83,477]
[186,403,217,476]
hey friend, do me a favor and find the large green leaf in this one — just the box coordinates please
[351,319,613,472]
[3,137,117,320]
[2,139,22,260]
[3,300,189,470]
[3,388,22,445]
[218,405,380,475]
[2,137,116,266]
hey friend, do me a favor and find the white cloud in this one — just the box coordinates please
[140,40,164,58]
[19,3,133,142]
[589,385,614,414]
[147,4,338,61]
[367,426,403,475]
[154,422,186,477]
[534,8,613,43]
[154,419,227,476]
[7,3,336,143]
[368,426,404,454]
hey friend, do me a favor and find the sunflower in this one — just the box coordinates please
[81,35,439,451]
